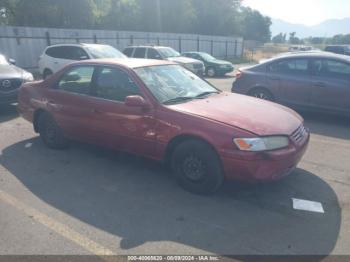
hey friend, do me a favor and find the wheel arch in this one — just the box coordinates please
[163,134,221,167]
[33,109,48,133]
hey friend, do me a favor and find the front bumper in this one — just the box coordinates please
[0,90,19,105]
[220,132,310,182]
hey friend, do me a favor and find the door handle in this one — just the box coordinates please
[91,109,103,114]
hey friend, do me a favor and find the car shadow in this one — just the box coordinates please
[301,111,350,140]
[0,138,341,256]
[0,104,18,123]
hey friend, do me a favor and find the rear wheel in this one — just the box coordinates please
[171,140,224,195]
[249,88,274,101]
[37,113,68,149]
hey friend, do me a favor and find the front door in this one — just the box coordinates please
[88,66,157,157]
[311,58,350,113]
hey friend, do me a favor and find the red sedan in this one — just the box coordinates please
[18,59,309,194]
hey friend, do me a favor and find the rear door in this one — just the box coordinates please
[310,58,350,113]
[267,58,312,107]
[133,48,147,58]
[87,66,157,157]
[44,65,97,141]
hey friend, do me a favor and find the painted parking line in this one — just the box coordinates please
[0,190,116,259]
[292,198,325,213]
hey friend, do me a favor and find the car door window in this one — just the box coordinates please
[133,48,146,58]
[46,47,66,59]
[147,48,162,59]
[270,59,309,75]
[94,67,141,102]
[68,47,89,60]
[123,48,134,57]
[57,66,94,95]
[312,59,350,80]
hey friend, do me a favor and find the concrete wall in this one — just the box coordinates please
[0,25,244,69]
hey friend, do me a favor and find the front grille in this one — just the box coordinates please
[0,78,23,93]
[291,125,307,143]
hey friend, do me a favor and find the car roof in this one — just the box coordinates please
[73,58,176,69]
[125,45,173,49]
[264,51,350,63]
[46,43,111,49]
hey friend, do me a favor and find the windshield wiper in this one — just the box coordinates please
[194,91,220,99]
[163,96,194,105]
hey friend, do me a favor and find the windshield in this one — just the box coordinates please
[135,65,219,104]
[85,45,126,59]
[0,55,9,65]
[200,53,216,61]
[158,48,180,58]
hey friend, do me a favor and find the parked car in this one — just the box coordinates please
[182,52,234,77]
[38,43,126,79]
[289,46,314,52]
[0,53,34,105]
[123,46,205,75]
[18,58,309,194]
[325,45,350,56]
[232,52,350,115]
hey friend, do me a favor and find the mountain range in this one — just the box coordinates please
[271,18,350,38]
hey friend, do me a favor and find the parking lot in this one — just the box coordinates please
[0,74,350,258]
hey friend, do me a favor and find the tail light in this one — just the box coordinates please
[235,70,243,79]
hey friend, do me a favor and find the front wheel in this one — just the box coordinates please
[206,67,217,77]
[37,113,68,149]
[171,140,224,195]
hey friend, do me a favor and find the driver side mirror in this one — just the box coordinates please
[125,95,149,109]
[9,58,16,65]
[64,73,81,82]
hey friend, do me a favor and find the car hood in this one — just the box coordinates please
[167,56,202,64]
[211,59,232,66]
[0,65,26,78]
[168,92,302,136]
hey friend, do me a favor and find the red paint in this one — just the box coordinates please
[18,59,309,182]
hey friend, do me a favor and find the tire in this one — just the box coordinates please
[43,69,53,80]
[206,67,216,77]
[249,88,274,101]
[171,140,224,195]
[37,112,68,149]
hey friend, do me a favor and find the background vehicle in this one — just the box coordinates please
[18,59,308,194]
[182,52,234,77]
[123,46,205,75]
[0,53,34,104]
[325,45,350,56]
[38,43,126,79]
[232,52,350,115]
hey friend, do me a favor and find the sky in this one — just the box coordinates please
[243,0,350,26]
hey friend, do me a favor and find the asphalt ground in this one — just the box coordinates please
[0,74,349,261]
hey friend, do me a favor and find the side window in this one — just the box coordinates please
[269,59,309,75]
[313,59,350,80]
[68,47,89,60]
[57,66,94,95]
[95,67,141,102]
[133,48,146,58]
[147,48,162,59]
[46,47,65,59]
[123,48,134,57]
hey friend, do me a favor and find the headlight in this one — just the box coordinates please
[23,72,34,82]
[234,136,289,152]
